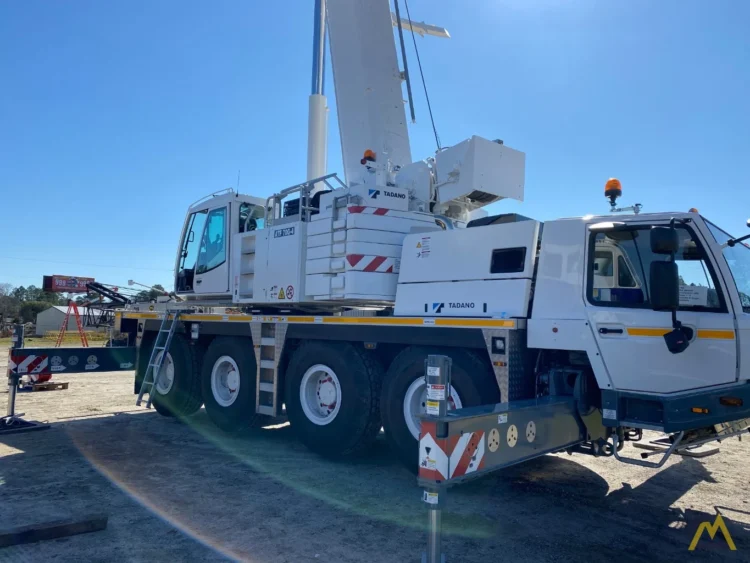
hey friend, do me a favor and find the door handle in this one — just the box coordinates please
[196,279,202,284]
[599,327,623,335]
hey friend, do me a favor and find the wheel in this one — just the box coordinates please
[149,334,203,418]
[284,341,383,458]
[200,337,257,432]
[381,346,500,471]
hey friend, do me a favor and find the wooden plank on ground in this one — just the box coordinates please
[0,515,108,548]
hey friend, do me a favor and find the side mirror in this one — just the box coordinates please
[650,262,679,310]
[651,227,679,255]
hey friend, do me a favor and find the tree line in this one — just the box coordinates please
[0,282,166,324]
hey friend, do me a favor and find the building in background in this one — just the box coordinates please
[35,305,103,336]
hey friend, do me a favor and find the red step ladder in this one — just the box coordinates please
[55,301,89,348]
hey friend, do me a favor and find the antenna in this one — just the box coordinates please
[237,170,241,191]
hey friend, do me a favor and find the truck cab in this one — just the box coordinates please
[530,211,750,431]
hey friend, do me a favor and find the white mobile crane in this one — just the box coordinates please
[117,0,750,471]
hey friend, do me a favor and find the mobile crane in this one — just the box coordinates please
[116,0,750,471]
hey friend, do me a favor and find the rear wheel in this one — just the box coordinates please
[381,346,499,471]
[149,334,203,418]
[201,337,257,432]
[285,341,383,458]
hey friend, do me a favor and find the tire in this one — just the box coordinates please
[149,334,203,418]
[381,346,499,471]
[201,337,257,432]
[284,341,383,458]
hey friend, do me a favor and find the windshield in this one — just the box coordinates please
[705,219,750,313]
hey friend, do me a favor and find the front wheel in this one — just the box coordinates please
[149,334,203,418]
[284,341,383,458]
[381,346,499,471]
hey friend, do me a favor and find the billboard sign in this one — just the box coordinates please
[42,275,95,293]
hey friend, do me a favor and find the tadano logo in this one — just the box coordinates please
[689,513,736,551]
[431,302,476,313]
[368,189,380,199]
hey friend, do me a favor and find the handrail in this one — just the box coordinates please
[188,188,234,209]
[265,173,347,227]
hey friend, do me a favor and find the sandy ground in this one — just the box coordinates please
[1,346,749,563]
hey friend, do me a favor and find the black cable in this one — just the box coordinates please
[403,0,441,150]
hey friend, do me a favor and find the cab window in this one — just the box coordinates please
[196,207,227,274]
[239,202,265,233]
[588,226,725,311]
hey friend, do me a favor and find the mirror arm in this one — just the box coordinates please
[724,233,750,249]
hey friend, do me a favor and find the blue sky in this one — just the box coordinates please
[1,1,749,291]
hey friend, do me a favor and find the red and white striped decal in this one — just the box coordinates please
[347,205,390,216]
[448,431,486,478]
[9,355,49,375]
[419,421,450,481]
[419,423,486,482]
[345,254,399,273]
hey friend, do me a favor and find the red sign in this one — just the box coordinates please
[42,275,95,293]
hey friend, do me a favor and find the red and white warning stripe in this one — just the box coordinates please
[448,430,486,478]
[9,355,49,375]
[419,421,450,481]
[347,205,391,216]
[419,422,486,481]
[346,254,400,273]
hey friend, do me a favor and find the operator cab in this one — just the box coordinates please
[175,189,266,300]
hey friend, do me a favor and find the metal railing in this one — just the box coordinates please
[265,173,347,227]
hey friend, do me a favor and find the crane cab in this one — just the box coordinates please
[174,189,266,301]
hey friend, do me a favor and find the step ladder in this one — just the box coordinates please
[250,321,288,416]
[136,312,181,408]
[55,301,89,348]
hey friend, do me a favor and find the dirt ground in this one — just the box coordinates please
[1,347,749,563]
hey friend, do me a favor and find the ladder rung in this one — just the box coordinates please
[260,337,275,346]
[259,360,276,369]
[154,346,165,351]
[259,382,275,392]
[257,405,275,416]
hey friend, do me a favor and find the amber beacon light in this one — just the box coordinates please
[605,178,622,207]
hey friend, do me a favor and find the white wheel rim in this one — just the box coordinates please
[299,364,341,426]
[211,355,241,407]
[154,352,174,395]
[403,377,463,440]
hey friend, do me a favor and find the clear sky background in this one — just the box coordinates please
[1,0,749,291]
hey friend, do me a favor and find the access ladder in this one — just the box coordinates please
[250,321,288,416]
[136,311,182,408]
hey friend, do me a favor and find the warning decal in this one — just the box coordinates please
[278,288,285,299]
[417,237,431,258]
[286,285,294,299]
[425,400,440,415]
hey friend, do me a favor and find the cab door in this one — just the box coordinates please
[193,204,230,295]
[585,222,737,393]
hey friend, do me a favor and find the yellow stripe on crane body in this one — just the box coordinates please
[626,327,735,340]
[118,311,518,330]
